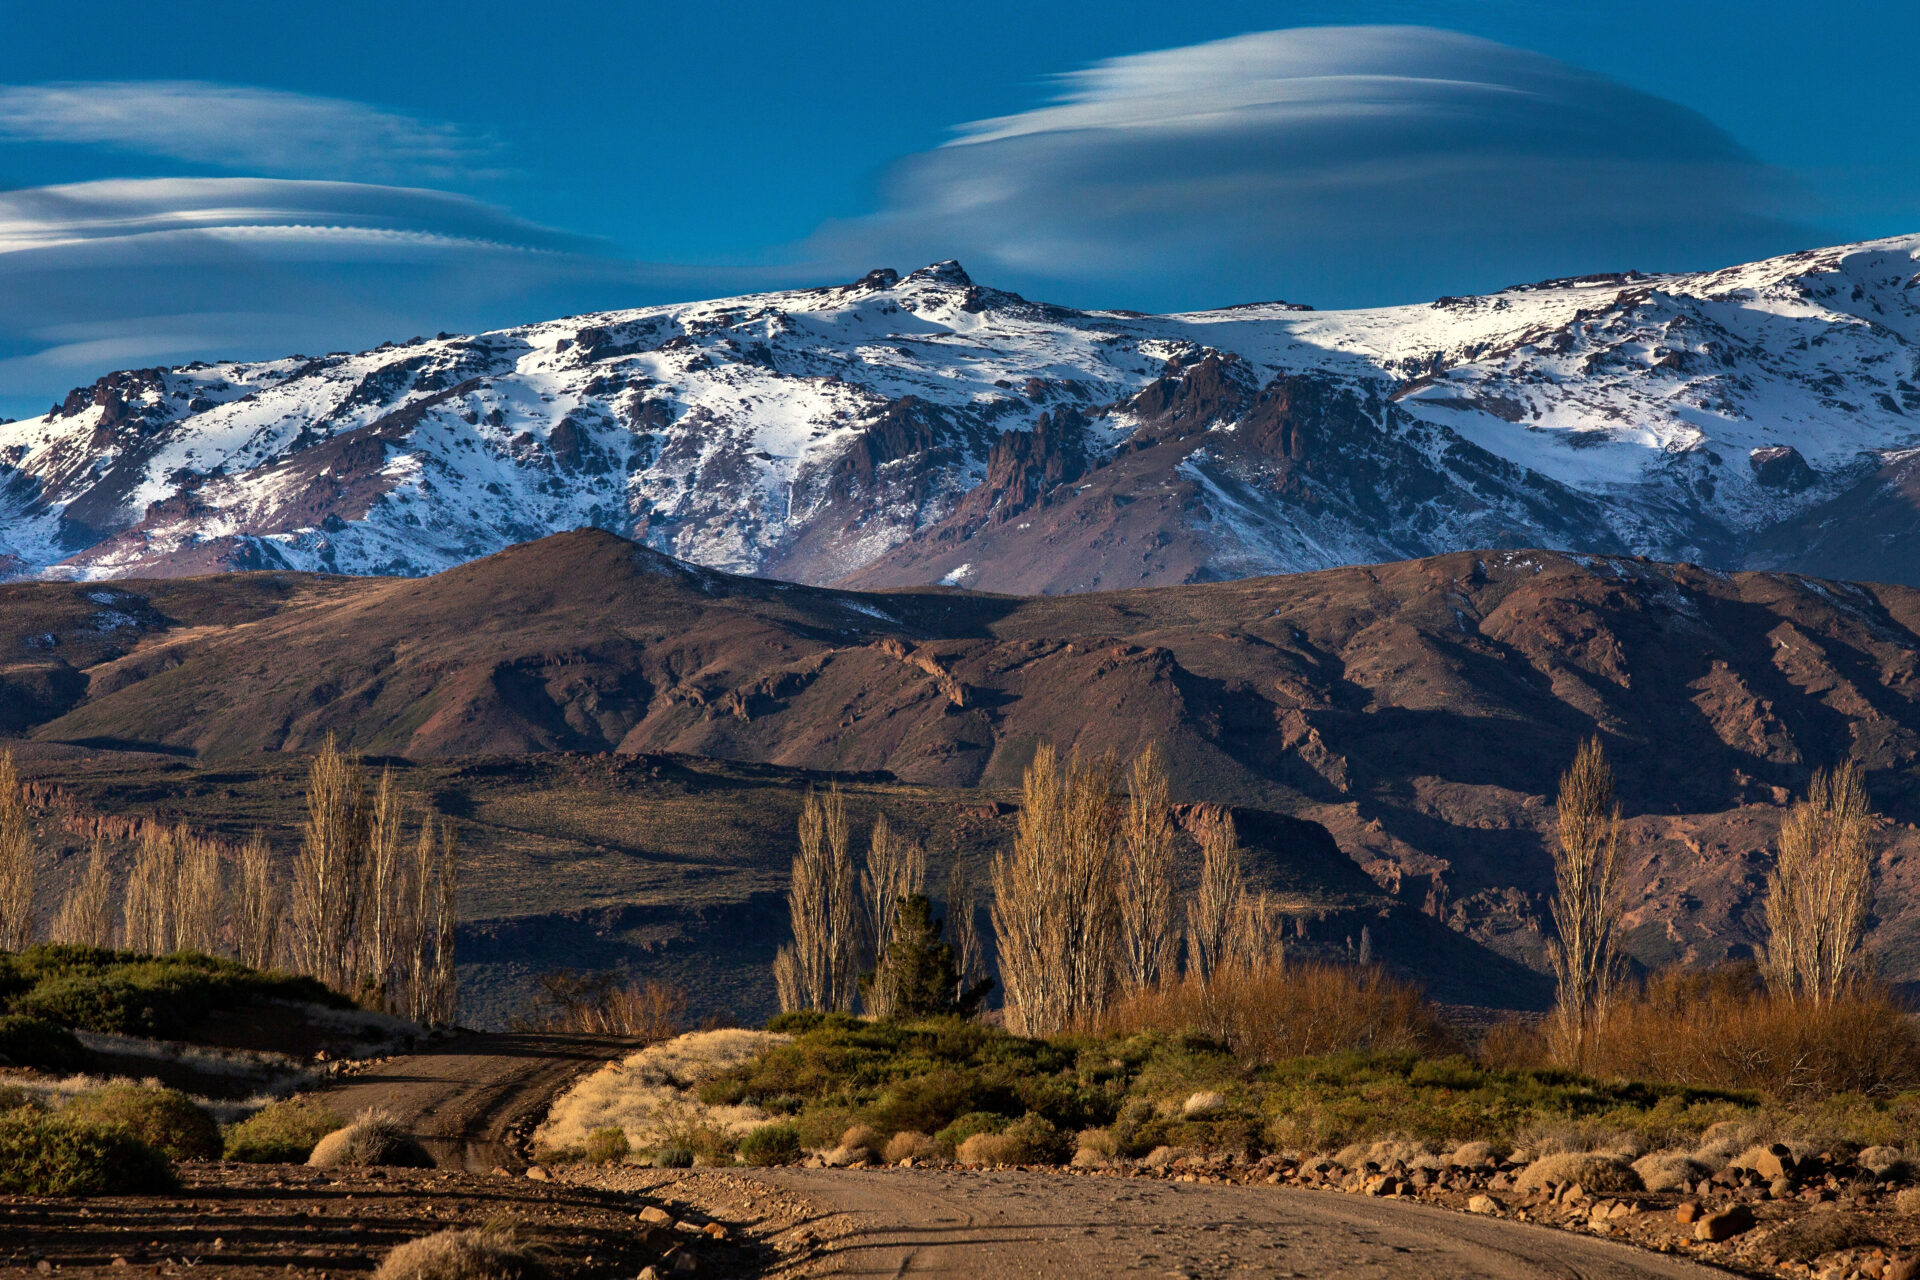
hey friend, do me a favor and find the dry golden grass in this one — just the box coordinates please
[307,1109,432,1169]
[534,1029,789,1155]
[1101,961,1448,1061]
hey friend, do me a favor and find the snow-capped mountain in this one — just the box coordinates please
[4,237,1919,590]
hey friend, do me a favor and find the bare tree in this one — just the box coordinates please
[991,746,1121,1036]
[289,737,369,991]
[0,749,35,951]
[175,832,228,956]
[945,858,984,1004]
[1764,761,1874,1004]
[776,787,859,1012]
[361,769,408,1007]
[52,840,115,948]
[426,818,459,1028]
[122,821,182,955]
[1547,736,1624,1066]
[860,814,927,1015]
[1228,891,1287,976]
[1185,806,1245,982]
[236,832,282,970]
[1116,745,1179,991]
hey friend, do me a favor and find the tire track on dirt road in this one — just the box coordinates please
[319,1032,636,1172]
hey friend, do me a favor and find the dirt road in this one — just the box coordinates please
[316,1038,1729,1279]
[320,1031,635,1172]
[594,1166,1728,1280]
[743,1167,1729,1280]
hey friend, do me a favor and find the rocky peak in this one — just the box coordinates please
[901,260,974,288]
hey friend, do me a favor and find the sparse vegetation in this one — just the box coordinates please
[1101,961,1449,1062]
[533,1028,790,1162]
[515,970,687,1039]
[1521,966,1920,1100]
[223,1095,345,1162]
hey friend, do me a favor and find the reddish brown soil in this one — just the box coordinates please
[0,1163,760,1280]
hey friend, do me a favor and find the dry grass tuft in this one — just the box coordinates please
[374,1229,547,1280]
[1633,1149,1709,1192]
[956,1132,1024,1165]
[1755,1214,1878,1264]
[307,1109,432,1168]
[1514,1151,1642,1193]
[881,1130,940,1163]
[1101,962,1448,1061]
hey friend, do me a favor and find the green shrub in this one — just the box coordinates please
[1002,1113,1070,1165]
[6,947,344,1039]
[62,1083,221,1160]
[0,1109,175,1194]
[934,1111,1007,1155]
[737,1123,802,1166]
[584,1126,629,1164]
[0,1014,91,1071]
[224,1095,344,1162]
[653,1146,693,1169]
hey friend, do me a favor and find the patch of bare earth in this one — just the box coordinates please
[0,1164,760,1280]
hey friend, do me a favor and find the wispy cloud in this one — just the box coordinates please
[0,178,786,411]
[0,81,499,182]
[811,26,1819,310]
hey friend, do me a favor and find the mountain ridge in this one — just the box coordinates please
[5,235,1920,589]
[8,529,1920,986]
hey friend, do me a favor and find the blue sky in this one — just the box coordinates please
[1,0,1915,417]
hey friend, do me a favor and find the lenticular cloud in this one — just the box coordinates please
[815,26,1815,310]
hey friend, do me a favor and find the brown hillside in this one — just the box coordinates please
[7,529,1920,985]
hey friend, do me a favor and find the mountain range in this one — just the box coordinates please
[6,529,1920,990]
[4,236,1920,591]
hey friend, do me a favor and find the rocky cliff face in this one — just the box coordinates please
[5,236,1920,589]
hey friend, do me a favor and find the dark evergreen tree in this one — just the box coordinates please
[861,893,994,1017]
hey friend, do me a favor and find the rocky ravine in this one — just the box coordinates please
[8,529,1920,988]
[3,237,1920,590]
